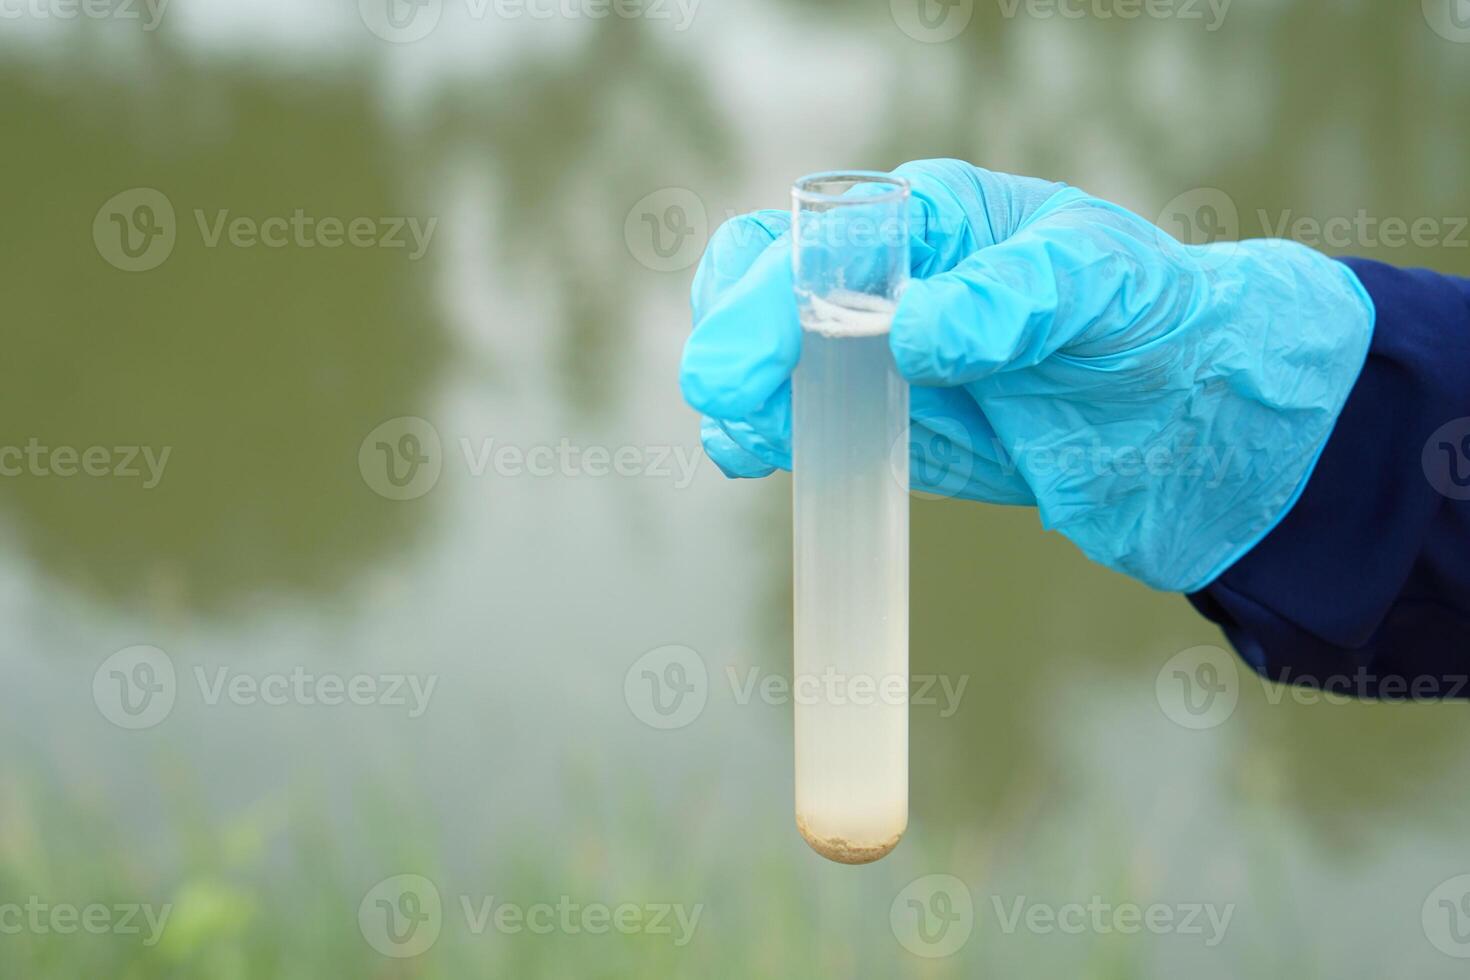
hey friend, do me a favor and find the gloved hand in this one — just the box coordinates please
[680,159,1374,592]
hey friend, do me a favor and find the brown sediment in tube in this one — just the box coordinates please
[797,815,903,865]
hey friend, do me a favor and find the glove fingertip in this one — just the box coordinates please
[679,341,783,420]
[700,419,778,480]
[682,243,803,418]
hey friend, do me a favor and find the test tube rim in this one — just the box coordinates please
[791,171,911,207]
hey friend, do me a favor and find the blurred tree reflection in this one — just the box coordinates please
[414,15,734,412]
[0,43,448,613]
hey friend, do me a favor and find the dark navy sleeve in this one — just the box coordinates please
[1188,258,1470,697]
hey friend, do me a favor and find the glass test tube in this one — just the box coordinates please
[790,172,910,864]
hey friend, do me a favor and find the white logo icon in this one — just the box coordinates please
[1424,874,1470,957]
[891,874,974,958]
[890,0,974,43]
[624,188,708,273]
[93,188,176,272]
[93,645,177,729]
[359,0,443,43]
[1155,644,1239,730]
[624,645,708,729]
[359,416,444,501]
[1155,187,1240,271]
[359,874,443,957]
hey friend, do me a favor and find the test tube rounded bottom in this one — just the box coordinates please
[797,814,905,865]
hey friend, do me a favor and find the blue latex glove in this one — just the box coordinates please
[681,159,1375,592]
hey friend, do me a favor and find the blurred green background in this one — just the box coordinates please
[2,1,1469,976]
